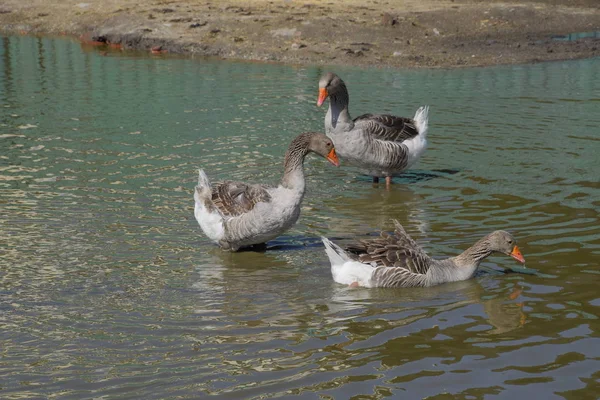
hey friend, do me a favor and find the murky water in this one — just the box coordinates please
[553,31,600,41]
[1,36,599,399]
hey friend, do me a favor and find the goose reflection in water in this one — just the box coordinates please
[194,247,526,342]
[299,283,527,356]
[318,182,430,241]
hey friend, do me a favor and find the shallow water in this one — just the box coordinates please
[1,36,599,399]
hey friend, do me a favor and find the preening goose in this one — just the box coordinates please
[322,220,525,288]
[194,132,339,251]
[317,72,429,187]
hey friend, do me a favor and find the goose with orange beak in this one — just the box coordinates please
[322,221,526,288]
[318,72,429,188]
[194,132,339,251]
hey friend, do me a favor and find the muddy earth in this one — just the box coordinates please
[1,0,599,68]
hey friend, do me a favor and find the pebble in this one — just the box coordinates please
[189,22,207,28]
[271,28,298,38]
[382,12,397,26]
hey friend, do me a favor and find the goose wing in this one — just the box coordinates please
[369,264,430,288]
[345,220,433,275]
[353,113,419,143]
[211,181,272,217]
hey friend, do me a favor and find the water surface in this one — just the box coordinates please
[1,36,599,399]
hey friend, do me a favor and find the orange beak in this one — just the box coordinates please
[317,88,328,107]
[326,148,340,166]
[510,245,525,264]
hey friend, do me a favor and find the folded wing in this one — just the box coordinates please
[353,113,419,143]
[211,181,272,217]
[346,219,433,275]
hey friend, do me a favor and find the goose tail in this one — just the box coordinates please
[413,105,429,138]
[322,237,352,265]
[197,169,211,188]
[322,237,373,287]
[194,169,225,242]
[195,169,211,201]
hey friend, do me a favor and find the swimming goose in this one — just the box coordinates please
[317,72,429,187]
[194,132,339,251]
[322,220,525,288]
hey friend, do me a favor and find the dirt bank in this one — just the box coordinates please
[1,0,599,68]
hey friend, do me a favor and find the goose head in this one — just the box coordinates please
[307,132,339,166]
[317,72,345,107]
[489,230,525,263]
[284,132,339,168]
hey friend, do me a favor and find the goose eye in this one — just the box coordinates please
[508,240,513,245]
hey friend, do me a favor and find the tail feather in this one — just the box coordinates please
[413,105,429,137]
[194,169,224,242]
[197,169,211,188]
[322,237,374,287]
[322,237,351,265]
[195,169,212,203]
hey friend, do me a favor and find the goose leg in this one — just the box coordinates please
[385,176,392,188]
[508,286,523,300]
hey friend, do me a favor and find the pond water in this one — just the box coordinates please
[1,36,599,399]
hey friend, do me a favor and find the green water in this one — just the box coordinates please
[1,36,599,399]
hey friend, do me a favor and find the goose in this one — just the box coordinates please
[321,220,525,288]
[317,72,429,187]
[194,132,339,251]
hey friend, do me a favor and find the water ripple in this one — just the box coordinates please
[1,36,599,399]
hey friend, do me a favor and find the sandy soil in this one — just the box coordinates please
[1,0,599,68]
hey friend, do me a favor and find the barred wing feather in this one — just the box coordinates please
[211,181,272,217]
[353,113,419,143]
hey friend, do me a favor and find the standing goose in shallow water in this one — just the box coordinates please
[194,132,339,251]
[322,220,525,288]
[317,72,429,188]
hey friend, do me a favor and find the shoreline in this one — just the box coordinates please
[1,0,599,69]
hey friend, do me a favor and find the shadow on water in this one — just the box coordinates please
[223,236,349,252]
[355,168,461,184]
[209,235,353,253]
[266,235,358,251]
[201,244,290,269]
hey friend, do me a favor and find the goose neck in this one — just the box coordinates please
[281,139,310,190]
[453,236,493,268]
[328,84,352,129]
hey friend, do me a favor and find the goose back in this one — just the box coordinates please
[346,220,433,274]
[211,181,272,217]
[353,113,419,143]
